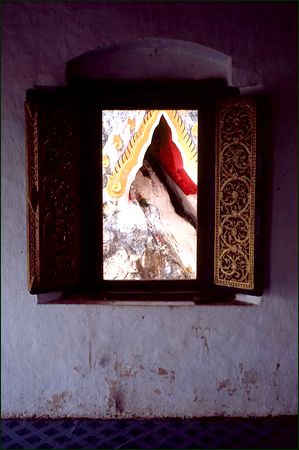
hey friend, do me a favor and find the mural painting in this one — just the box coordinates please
[102,110,198,280]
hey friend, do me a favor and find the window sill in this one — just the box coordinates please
[37,291,261,306]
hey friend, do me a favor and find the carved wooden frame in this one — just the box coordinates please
[214,97,257,289]
[26,102,40,291]
[26,93,81,294]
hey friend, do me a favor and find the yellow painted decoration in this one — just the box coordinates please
[102,154,110,168]
[107,110,198,198]
[127,118,135,130]
[110,178,122,193]
[113,135,123,150]
[167,110,198,177]
[192,124,198,137]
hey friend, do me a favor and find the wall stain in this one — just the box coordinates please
[239,364,258,400]
[158,368,168,376]
[192,326,210,357]
[242,369,258,385]
[99,355,110,367]
[192,326,210,338]
[105,378,117,409]
[89,341,92,370]
[115,361,139,379]
[228,386,237,396]
[170,371,176,383]
[217,379,230,391]
[115,388,126,414]
[154,389,162,395]
[217,379,237,396]
[46,391,71,412]
[273,363,280,400]
[201,335,210,357]
[105,361,141,413]
[74,366,86,378]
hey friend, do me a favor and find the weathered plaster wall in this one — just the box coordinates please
[1,1,297,418]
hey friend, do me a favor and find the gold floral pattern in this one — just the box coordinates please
[214,98,256,290]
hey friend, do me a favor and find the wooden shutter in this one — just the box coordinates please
[214,96,261,293]
[26,90,81,294]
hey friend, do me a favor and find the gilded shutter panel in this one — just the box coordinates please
[214,97,257,291]
[26,91,81,294]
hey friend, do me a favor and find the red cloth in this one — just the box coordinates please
[154,119,197,195]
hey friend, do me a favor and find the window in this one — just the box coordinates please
[102,109,198,281]
[26,79,263,301]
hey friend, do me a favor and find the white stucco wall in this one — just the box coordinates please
[1,1,298,418]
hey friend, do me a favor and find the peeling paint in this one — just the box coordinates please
[154,389,162,395]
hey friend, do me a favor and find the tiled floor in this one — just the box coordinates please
[1,417,298,449]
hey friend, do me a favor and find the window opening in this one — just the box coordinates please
[102,110,198,281]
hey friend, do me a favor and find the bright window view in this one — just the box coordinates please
[102,110,198,280]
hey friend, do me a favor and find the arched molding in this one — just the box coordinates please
[66,38,232,83]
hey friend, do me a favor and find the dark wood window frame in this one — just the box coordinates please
[26,79,265,304]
